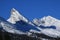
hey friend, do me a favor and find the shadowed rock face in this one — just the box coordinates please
[39,25,56,29]
[0,8,60,40]
[14,20,40,32]
[0,30,41,40]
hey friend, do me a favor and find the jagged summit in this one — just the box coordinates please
[33,16,60,26]
[0,16,26,34]
[33,16,60,31]
[40,16,60,26]
[1,8,60,39]
[7,8,28,24]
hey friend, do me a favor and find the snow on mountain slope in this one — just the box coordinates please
[33,16,60,31]
[29,29,41,33]
[0,16,40,37]
[7,8,41,33]
[7,8,28,24]
[33,18,40,26]
[28,22,35,26]
[14,20,40,33]
[40,16,60,31]
[1,22,26,34]
[40,16,60,26]
[0,17,26,34]
[6,8,60,38]
[41,29,60,38]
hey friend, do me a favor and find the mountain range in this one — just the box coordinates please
[0,8,60,40]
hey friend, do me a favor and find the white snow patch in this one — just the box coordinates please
[7,8,28,24]
[29,29,41,33]
[1,21,26,34]
[33,16,60,31]
[41,29,60,38]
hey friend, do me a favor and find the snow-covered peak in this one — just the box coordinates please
[7,8,28,24]
[40,16,60,27]
[33,16,60,31]
[33,16,60,27]
[1,21,26,34]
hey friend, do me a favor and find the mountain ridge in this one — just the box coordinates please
[5,8,60,40]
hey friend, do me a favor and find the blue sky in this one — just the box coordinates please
[0,0,60,20]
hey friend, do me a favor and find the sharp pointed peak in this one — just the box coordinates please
[11,8,16,11]
[7,8,28,24]
[11,8,18,13]
[11,8,22,16]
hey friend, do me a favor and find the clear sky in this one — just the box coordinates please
[0,0,60,20]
